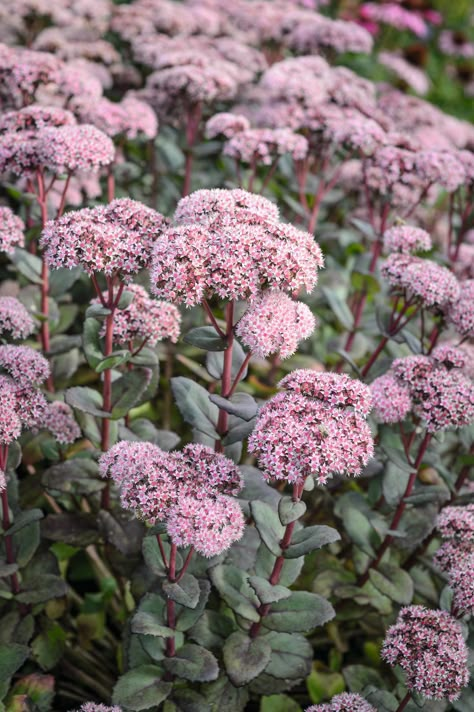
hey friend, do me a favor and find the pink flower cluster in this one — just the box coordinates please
[99,441,244,557]
[248,370,374,484]
[151,189,323,306]
[439,31,474,59]
[381,254,460,310]
[383,225,432,254]
[41,198,168,280]
[0,297,35,339]
[434,505,474,616]
[37,401,81,445]
[359,3,429,37]
[285,13,373,56]
[76,705,122,712]
[381,605,469,701]
[94,285,181,348]
[378,52,429,95]
[0,105,76,132]
[235,291,316,359]
[72,95,158,140]
[370,373,412,424]
[205,112,250,139]
[0,345,49,444]
[391,354,474,432]
[448,280,474,339]
[437,505,474,542]
[0,206,24,253]
[306,693,376,712]
[224,128,308,165]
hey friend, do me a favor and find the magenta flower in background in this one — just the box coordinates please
[306,692,376,711]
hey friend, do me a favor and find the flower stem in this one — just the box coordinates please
[249,481,304,638]
[395,692,411,712]
[36,169,54,391]
[358,432,431,586]
[166,543,177,659]
[215,302,234,453]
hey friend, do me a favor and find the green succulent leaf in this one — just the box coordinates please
[368,564,414,605]
[223,632,271,687]
[162,573,201,609]
[283,525,341,559]
[184,326,227,351]
[248,576,291,605]
[112,666,172,710]
[278,497,306,526]
[209,565,259,622]
[250,501,285,557]
[162,643,219,682]
[262,591,335,633]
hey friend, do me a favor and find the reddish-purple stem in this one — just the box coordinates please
[214,302,234,453]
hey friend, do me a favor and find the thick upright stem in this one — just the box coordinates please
[249,482,304,638]
[36,170,54,391]
[358,433,431,586]
[100,278,118,510]
[166,543,177,659]
[395,692,411,712]
[182,103,202,197]
[0,446,20,595]
[215,302,234,453]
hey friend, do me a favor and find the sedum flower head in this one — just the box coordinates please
[306,692,376,711]
[381,254,460,310]
[166,494,245,557]
[94,285,181,347]
[0,344,50,386]
[75,705,122,712]
[370,373,412,424]
[0,374,47,444]
[437,505,474,542]
[448,556,474,616]
[174,188,279,226]
[448,280,474,339]
[0,297,35,339]
[99,441,242,524]
[236,291,316,359]
[0,207,24,253]
[223,128,308,165]
[37,124,114,173]
[205,112,250,139]
[248,371,374,485]
[433,539,473,574]
[41,199,168,280]
[381,605,469,701]
[383,225,432,255]
[38,401,81,445]
[151,189,323,306]
[0,105,76,132]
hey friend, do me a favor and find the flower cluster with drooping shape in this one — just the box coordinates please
[94,285,181,347]
[41,198,168,280]
[248,370,374,485]
[0,297,35,339]
[166,494,245,558]
[37,401,81,445]
[224,128,308,165]
[391,354,474,432]
[306,692,376,712]
[99,441,244,556]
[383,225,432,255]
[448,280,474,339]
[0,207,24,253]
[381,605,469,701]
[151,189,323,306]
[381,254,460,310]
[205,112,250,139]
[236,291,315,359]
[370,373,412,424]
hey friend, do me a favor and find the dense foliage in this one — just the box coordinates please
[0,1,473,711]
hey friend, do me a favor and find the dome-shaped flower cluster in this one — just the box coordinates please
[223,127,308,165]
[434,505,474,616]
[391,353,474,432]
[93,284,181,347]
[383,225,432,254]
[205,112,250,139]
[99,441,244,557]
[437,505,474,541]
[41,198,168,280]
[370,373,412,424]
[381,254,460,310]
[381,605,469,701]
[72,95,158,140]
[151,189,324,306]
[248,370,374,484]
[0,207,24,253]
[36,401,81,445]
[0,297,35,339]
[306,693,376,712]
[0,346,50,444]
[75,705,122,712]
[236,291,315,359]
